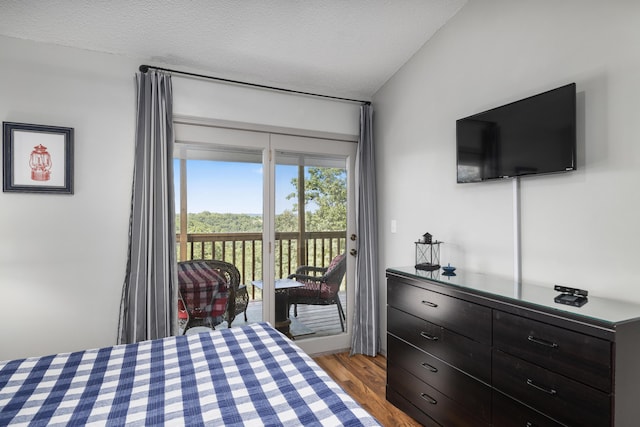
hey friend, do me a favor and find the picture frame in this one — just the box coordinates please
[3,122,74,194]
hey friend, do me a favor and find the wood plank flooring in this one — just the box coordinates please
[313,352,421,427]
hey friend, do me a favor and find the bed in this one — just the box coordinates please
[0,323,381,426]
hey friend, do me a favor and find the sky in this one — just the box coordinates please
[174,159,297,214]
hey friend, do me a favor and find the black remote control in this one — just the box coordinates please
[554,285,588,297]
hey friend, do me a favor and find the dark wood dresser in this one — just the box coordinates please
[386,267,640,426]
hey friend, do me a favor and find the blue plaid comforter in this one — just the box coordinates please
[0,323,381,426]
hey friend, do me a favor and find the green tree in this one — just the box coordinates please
[287,167,347,232]
[178,211,262,233]
[275,210,298,232]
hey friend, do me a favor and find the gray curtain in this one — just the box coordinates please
[118,70,178,344]
[351,103,380,356]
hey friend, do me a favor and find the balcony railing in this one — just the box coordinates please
[177,231,346,294]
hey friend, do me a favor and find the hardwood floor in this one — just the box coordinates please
[313,352,421,427]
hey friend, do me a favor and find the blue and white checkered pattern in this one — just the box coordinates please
[0,323,381,426]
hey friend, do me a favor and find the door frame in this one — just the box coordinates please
[174,117,358,354]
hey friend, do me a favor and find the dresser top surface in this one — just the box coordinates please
[387,266,640,326]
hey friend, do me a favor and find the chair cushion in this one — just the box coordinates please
[326,253,345,273]
[289,282,339,299]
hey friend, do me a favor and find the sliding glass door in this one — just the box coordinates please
[174,122,356,354]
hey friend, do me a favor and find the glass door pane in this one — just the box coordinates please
[271,134,356,354]
[174,144,264,333]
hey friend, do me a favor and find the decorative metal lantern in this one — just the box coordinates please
[415,232,442,271]
[29,144,52,181]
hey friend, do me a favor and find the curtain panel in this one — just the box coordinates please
[351,104,380,356]
[118,71,178,344]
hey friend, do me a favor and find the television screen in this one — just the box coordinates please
[456,83,576,183]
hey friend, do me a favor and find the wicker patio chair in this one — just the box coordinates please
[201,260,248,327]
[178,260,248,333]
[287,253,347,332]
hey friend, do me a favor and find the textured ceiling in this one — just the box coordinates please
[0,0,466,100]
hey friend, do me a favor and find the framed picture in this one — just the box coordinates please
[3,122,74,194]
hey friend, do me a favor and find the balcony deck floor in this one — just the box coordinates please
[217,291,346,339]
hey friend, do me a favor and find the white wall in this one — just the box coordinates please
[374,0,640,352]
[173,77,360,137]
[0,36,137,360]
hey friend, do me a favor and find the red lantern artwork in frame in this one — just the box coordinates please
[3,122,74,194]
[29,144,53,181]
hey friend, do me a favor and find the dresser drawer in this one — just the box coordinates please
[387,364,490,427]
[386,387,442,427]
[492,390,566,427]
[388,306,491,383]
[388,278,491,343]
[493,349,611,426]
[387,334,491,423]
[493,310,612,392]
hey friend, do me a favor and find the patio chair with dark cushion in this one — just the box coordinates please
[287,253,347,332]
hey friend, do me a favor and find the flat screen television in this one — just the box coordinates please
[456,83,576,183]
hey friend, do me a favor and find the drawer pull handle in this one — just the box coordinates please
[421,362,438,373]
[526,379,557,395]
[420,332,439,341]
[527,335,558,349]
[420,393,437,405]
[421,300,438,308]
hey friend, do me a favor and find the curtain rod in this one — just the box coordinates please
[139,65,371,105]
